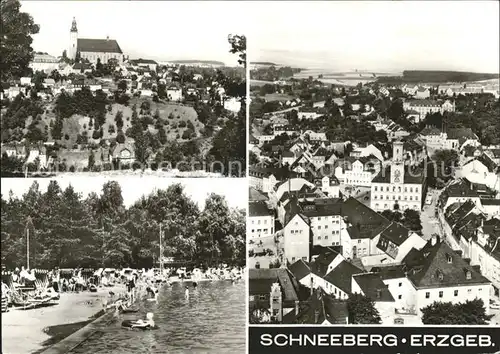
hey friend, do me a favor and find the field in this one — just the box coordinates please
[263,93,295,102]
[250,79,276,87]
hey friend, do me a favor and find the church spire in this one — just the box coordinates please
[71,17,78,32]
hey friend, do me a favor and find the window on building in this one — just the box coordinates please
[425,292,430,299]
[439,291,443,298]
[325,236,328,239]
[398,282,402,287]
[446,254,452,264]
[454,290,458,297]
[466,271,472,280]
[358,240,361,243]
[398,295,402,300]
[291,257,295,262]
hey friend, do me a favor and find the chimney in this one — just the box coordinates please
[295,300,299,316]
[310,276,314,296]
[472,265,481,273]
[464,258,471,265]
[431,234,440,246]
[314,309,320,324]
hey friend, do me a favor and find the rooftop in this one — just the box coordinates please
[352,273,395,302]
[77,38,123,54]
[249,201,273,217]
[403,240,490,289]
[324,261,363,295]
[249,268,299,303]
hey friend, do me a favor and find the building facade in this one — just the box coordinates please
[69,18,124,64]
[370,141,426,212]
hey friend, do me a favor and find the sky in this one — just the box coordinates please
[1,177,247,210]
[250,1,500,73]
[20,1,246,66]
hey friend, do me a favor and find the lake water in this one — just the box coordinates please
[70,281,246,354]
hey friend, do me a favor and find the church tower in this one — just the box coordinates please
[390,140,405,184]
[69,17,78,60]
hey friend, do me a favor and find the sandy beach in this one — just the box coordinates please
[1,286,123,354]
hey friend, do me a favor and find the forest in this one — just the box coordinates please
[1,181,246,269]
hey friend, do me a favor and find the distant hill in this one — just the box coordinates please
[251,62,278,66]
[376,70,499,84]
[168,60,225,66]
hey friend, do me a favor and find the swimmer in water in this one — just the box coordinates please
[131,312,155,328]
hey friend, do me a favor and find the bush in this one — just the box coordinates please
[92,130,100,139]
[181,128,194,139]
[64,134,70,140]
[69,165,76,172]
[108,124,116,134]
[178,121,187,128]
[116,131,126,144]
[176,133,180,139]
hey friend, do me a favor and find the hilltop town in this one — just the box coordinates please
[248,65,500,325]
[1,17,246,177]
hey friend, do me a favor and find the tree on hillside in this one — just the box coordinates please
[347,293,382,324]
[0,0,40,82]
[88,150,95,170]
[115,110,124,130]
[421,299,492,325]
[432,149,459,178]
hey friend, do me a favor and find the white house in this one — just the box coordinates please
[248,201,275,239]
[166,87,183,102]
[283,213,311,263]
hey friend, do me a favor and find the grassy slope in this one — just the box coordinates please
[28,97,202,147]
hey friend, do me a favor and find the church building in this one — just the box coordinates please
[370,141,427,212]
[68,17,124,65]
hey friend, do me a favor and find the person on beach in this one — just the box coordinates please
[52,267,60,292]
[131,312,155,329]
[185,286,189,299]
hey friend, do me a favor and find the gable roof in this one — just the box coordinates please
[77,38,123,54]
[249,268,299,303]
[249,187,269,202]
[352,273,394,302]
[282,288,348,324]
[288,259,311,281]
[249,201,273,217]
[310,248,342,277]
[324,261,363,294]
[403,240,490,289]
[379,222,410,246]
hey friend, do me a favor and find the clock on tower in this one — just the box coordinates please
[391,164,404,184]
[394,169,401,183]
